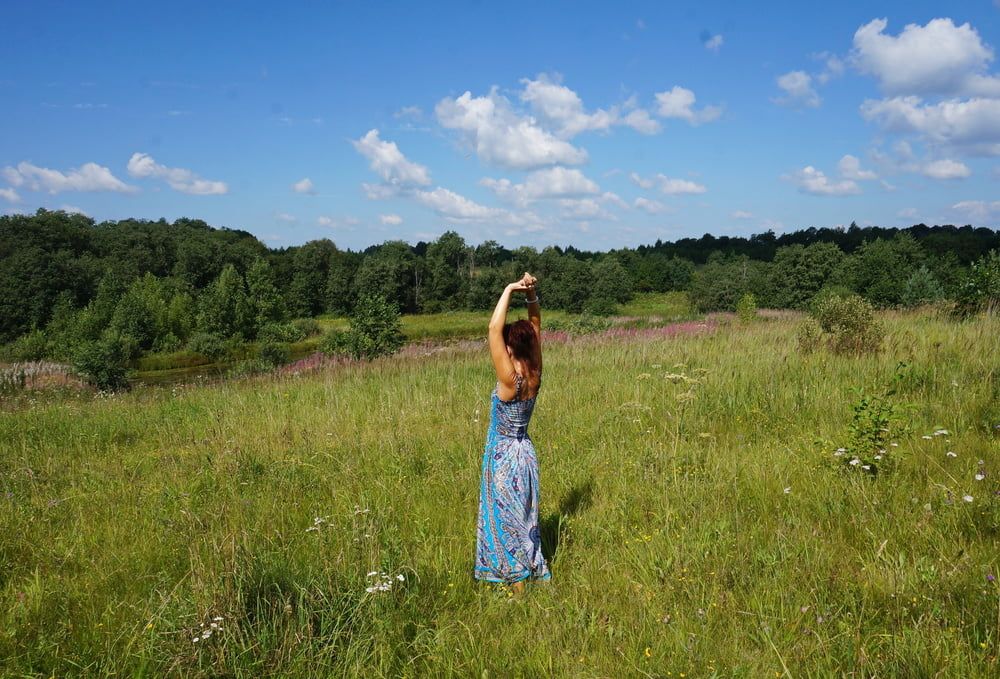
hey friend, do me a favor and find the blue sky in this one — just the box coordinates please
[2,1,999,250]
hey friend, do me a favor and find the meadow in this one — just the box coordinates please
[1,306,999,677]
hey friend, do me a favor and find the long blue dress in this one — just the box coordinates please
[475,373,551,583]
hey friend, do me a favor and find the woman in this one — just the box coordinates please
[475,272,550,592]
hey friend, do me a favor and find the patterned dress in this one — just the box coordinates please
[475,373,551,583]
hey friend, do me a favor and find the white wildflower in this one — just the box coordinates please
[890,442,899,447]
[963,495,973,503]
[933,429,950,436]
[783,487,791,494]
[921,435,932,440]
[849,458,861,466]
[946,451,957,458]
[862,465,871,471]
[874,454,883,461]
[975,473,985,481]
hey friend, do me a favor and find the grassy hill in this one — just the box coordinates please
[1,309,998,676]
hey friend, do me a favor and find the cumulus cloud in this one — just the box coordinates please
[480,166,600,207]
[317,215,360,228]
[394,105,422,118]
[559,198,615,221]
[774,71,820,108]
[852,18,1000,97]
[860,96,1000,155]
[519,74,619,138]
[413,186,507,222]
[621,107,661,134]
[0,187,19,202]
[3,160,137,194]
[634,197,668,214]
[704,34,723,52]
[352,129,432,189]
[292,177,316,194]
[838,154,878,180]
[814,52,846,85]
[436,88,588,169]
[127,153,227,195]
[379,213,403,225]
[654,86,722,124]
[631,172,707,195]
[951,200,1000,221]
[921,158,971,179]
[788,166,861,195]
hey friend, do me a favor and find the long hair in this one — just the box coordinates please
[502,320,538,372]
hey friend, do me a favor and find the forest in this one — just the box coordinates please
[1,208,998,366]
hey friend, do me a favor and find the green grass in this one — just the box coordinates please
[2,309,999,677]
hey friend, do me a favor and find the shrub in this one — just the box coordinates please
[73,334,130,391]
[812,294,883,355]
[291,318,322,337]
[258,341,291,367]
[258,322,306,344]
[2,329,49,361]
[187,332,228,361]
[955,250,1000,316]
[319,295,404,360]
[735,293,757,323]
[584,293,618,316]
[546,314,613,335]
[796,317,823,354]
[901,266,944,307]
[319,330,354,356]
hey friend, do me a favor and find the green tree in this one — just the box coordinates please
[287,239,338,317]
[422,231,469,311]
[769,242,845,309]
[901,265,944,306]
[353,241,418,313]
[244,258,285,337]
[197,264,252,339]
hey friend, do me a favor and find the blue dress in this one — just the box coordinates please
[475,373,551,583]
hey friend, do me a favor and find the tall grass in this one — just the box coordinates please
[1,309,998,677]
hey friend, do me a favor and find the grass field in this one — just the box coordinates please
[2,308,999,677]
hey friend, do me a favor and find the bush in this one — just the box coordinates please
[956,250,1000,316]
[546,314,613,335]
[901,266,944,307]
[187,332,228,361]
[73,334,130,391]
[319,330,354,356]
[258,322,306,344]
[319,295,404,360]
[735,293,757,323]
[2,329,49,361]
[812,294,883,355]
[291,318,322,337]
[258,341,291,367]
[584,293,618,316]
[796,317,823,354]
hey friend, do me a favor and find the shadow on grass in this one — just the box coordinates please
[540,479,594,561]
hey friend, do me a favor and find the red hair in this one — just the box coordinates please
[502,320,538,367]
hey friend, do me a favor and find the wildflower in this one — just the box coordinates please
[890,442,899,447]
[849,458,861,466]
[874,454,883,460]
[921,435,932,440]
[862,465,871,471]
[637,373,651,380]
[783,487,791,494]
[933,429,950,436]
[975,473,985,481]
[987,574,995,583]
[644,647,652,658]
[963,495,973,503]
[946,451,957,458]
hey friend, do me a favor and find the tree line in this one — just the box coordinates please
[1,209,998,363]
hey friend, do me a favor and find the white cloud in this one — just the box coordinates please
[704,34,723,52]
[814,52,846,85]
[480,166,600,206]
[0,187,19,202]
[59,205,88,215]
[621,107,661,134]
[394,105,422,118]
[788,166,861,195]
[860,96,1000,155]
[275,212,296,223]
[559,198,615,221]
[317,215,360,228]
[837,154,878,180]
[630,171,707,194]
[897,207,919,219]
[921,158,971,179]
[654,86,722,124]
[292,177,316,194]
[852,18,1000,97]
[436,88,588,169]
[634,197,667,214]
[4,160,137,194]
[379,213,403,225]
[127,153,227,195]
[951,200,1000,221]
[601,191,629,209]
[774,71,820,108]
[414,186,507,222]
[731,210,754,219]
[519,74,618,138]
[352,129,432,188]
